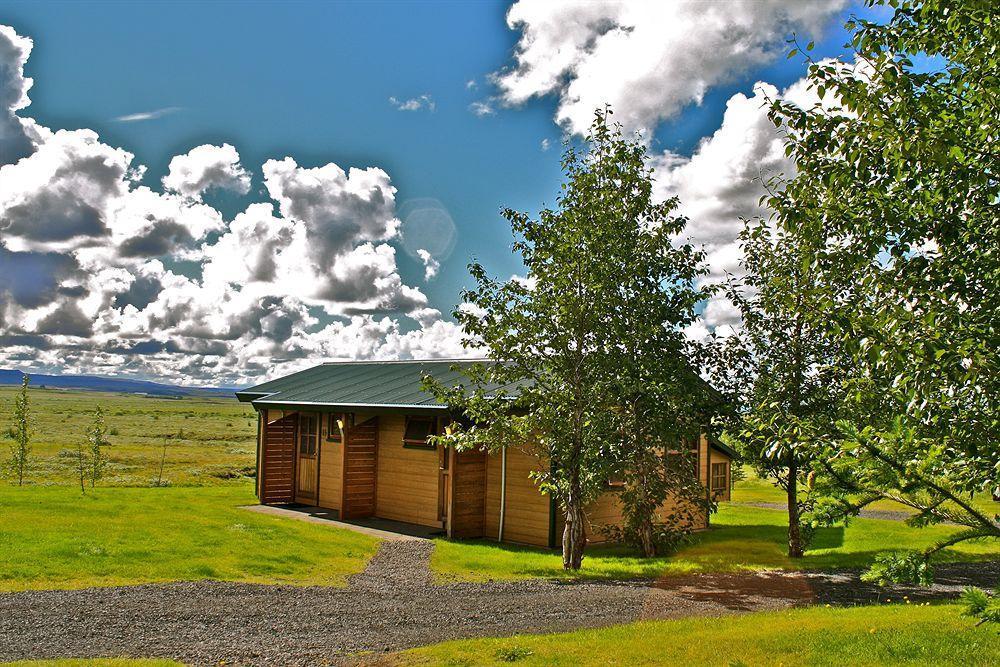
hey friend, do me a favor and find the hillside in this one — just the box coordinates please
[0,369,238,398]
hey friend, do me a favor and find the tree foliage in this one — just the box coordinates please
[765,0,999,579]
[427,109,713,567]
[87,406,109,487]
[7,375,31,486]
[718,218,846,558]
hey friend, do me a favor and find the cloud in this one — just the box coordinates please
[0,128,135,250]
[114,106,181,122]
[540,138,551,152]
[416,248,439,280]
[0,23,473,386]
[651,66,833,334]
[162,143,251,200]
[494,0,844,135]
[389,94,435,112]
[469,100,495,117]
[0,25,39,166]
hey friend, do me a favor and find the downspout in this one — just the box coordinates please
[254,408,263,499]
[705,434,712,528]
[498,445,507,542]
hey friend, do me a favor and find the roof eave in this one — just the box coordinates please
[249,398,449,416]
[708,433,739,459]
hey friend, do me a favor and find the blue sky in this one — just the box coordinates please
[0,1,879,384]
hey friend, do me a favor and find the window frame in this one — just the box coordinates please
[402,415,438,450]
[711,461,728,491]
[298,414,318,457]
[326,413,344,443]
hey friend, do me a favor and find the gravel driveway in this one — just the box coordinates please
[0,541,995,666]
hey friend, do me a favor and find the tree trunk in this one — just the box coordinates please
[638,517,656,557]
[635,463,656,557]
[562,478,587,570]
[787,460,804,558]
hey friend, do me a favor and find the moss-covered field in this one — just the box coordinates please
[0,386,257,487]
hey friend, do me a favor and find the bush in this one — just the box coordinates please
[962,587,1000,626]
[495,647,533,662]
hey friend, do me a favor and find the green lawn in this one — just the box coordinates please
[732,467,1000,519]
[0,386,257,487]
[0,484,378,591]
[393,603,999,666]
[431,503,999,582]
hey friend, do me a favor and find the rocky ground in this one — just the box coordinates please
[1,541,995,666]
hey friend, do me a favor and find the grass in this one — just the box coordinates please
[431,503,999,582]
[732,467,1000,518]
[0,484,379,591]
[0,388,995,590]
[0,386,257,487]
[392,603,999,666]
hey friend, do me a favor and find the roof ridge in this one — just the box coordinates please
[320,358,490,365]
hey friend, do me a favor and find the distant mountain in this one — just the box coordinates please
[0,369,239,398]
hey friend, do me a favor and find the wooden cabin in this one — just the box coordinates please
[236,360,734,548]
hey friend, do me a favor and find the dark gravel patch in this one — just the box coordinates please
[1,540,995,667]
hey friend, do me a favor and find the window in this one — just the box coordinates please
[606,474,625,489]
[711,462,728,491]
[403,416,437,449]
[299,414,317,456]
[327,413,344,442]
[665,438,700,479]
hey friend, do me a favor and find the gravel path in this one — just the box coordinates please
[0,541,995,666]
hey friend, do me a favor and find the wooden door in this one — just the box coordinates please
[341,418,378,519]
[447,448,486,538]
[260,411,297,504]
[295,412,319,503]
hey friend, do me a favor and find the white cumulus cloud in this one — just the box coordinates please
[162,143,251,200]
[494,0,844,135]
[0,24,472,386]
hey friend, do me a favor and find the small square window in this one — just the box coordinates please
[711,462,728,491]
[327,413,344,442]
[403,417,437,449]
[606,474,625,489]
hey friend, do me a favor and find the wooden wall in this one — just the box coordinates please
[484,447,552,547]
[375,414,441,527]
[317,414,342,511]
[497,435,725,547]
[450,449,487,538]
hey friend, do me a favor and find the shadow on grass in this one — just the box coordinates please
[432,520,993,584]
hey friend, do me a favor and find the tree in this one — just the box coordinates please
[718,218,846,558]
[75,436,88,494]
[87,406,109,487]
[589,116,716,557]
[427,109,711,568]
[7,375,31,486]
[766,0,999,579]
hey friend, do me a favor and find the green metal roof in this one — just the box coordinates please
[235,359,513,411]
